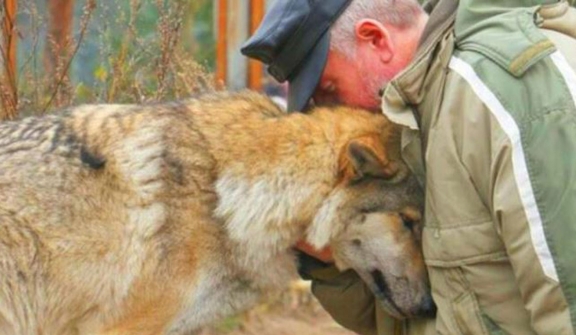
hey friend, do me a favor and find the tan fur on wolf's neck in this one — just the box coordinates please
[186,93,395,285]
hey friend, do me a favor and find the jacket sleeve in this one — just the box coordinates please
[483,111,576,333]
[297,252,401,335]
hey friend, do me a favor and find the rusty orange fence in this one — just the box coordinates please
[216,0,228,88]
[248,0,264,91]
[1,0,18,119]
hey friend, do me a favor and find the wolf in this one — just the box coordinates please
[0,91,433,335]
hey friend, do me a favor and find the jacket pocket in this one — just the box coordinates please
[422,221,507,267]
[452,291,489,335]
[422,221,508,335]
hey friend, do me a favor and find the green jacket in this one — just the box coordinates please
[309,0,576,334]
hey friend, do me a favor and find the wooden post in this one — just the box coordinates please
[44,0,75,106]
[1,0,18,119]
[247,0,264,90]
[215,0,227,88]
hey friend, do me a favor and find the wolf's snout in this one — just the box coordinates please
[415,293,437,318]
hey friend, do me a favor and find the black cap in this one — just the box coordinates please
[241,0,353,112]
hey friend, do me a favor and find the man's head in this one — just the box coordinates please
[242,0,427,112]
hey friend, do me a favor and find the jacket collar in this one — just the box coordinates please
[381,0,560,130]
[381,0,458,130]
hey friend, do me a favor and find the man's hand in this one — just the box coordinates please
[295,240,334,263]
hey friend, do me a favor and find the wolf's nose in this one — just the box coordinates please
[417,294,437,318]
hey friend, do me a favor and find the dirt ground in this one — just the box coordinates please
[197,280,358,335]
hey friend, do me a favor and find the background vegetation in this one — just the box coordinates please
[2,0,216,116]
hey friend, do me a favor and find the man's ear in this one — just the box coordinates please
[355,19,394,63]
[346,136,398,181]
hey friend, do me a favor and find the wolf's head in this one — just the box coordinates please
[306,109,435,319]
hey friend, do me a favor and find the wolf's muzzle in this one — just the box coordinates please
[416,293,437,318]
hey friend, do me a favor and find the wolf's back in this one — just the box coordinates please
[0,102,202,333]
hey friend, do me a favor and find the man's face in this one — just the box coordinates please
[313,50,388,111]
[312,19,425,111]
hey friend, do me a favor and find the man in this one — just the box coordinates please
[242,0,576,334]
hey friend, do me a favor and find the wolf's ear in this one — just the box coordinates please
[346,136,398,181]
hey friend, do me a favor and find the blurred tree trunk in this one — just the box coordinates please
[44,0,75,107]
[1,0,18,120]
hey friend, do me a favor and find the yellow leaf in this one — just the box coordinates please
[94,66,108,82]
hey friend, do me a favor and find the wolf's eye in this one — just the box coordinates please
[352,239,362,247]
[400,214,415,231]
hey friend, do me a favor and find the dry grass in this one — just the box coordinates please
[0,0,216,119]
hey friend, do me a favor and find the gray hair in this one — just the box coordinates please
[330,0,424,57]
